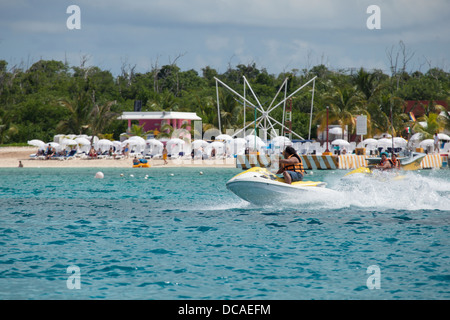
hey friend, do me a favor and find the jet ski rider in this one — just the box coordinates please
[276,146,305,184]
[375,152,392,170]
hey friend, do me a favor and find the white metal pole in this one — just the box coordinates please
[266,76,317,115]
[308,78,315,140]
[243,81,246,139]
[282,79,287,136]
[215,79,221,133]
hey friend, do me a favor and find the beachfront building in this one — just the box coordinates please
[118,111,202,136]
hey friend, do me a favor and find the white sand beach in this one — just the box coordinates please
[0,147,236,168]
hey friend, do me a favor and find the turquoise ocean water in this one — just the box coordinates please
[0,167,449,299]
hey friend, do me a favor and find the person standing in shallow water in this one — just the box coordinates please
[162,146,168,165]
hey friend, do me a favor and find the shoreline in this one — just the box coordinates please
[0,147,237,168]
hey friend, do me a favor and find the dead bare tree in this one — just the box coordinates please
[386,40,415,91]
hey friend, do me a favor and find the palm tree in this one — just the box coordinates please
[156,123,174,139]
[90,101,119,139]
[0,113,18,144]
[353,68,385,102]
[316,85,364,140]
[57,92,92,135]
[219,91,241,132]
[413,113,445,139]
[126,124,150,138]
[57,93,119,143]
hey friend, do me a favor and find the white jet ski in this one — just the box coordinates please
[226,167,336,206]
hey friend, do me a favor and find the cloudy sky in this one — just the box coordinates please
[0,0,449,76]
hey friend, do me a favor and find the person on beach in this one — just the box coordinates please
[18,161,23,167]
[45,144,55,159]
[434,133,440,153]
[162,146,168,164]
[123,143,130,158]
[88,146,97,158]
[276,146,305,184]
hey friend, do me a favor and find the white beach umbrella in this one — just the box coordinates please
[27,139,46,148]
[227,138,247,155]
[392,137,408,146]
[215,134,233,142]
[145,139,163,155]
[437,133,450,141]
[205,141,225,156]
[146,139,163,147]
[246,138,266,150]
[60,138,78,146]
[245,135,264,146]
[96,139,113,151]
[192,140,208,149]
[362,138,377,145]
[331,139,350,147]
[75,137,91,146]
[376,138,392,147]
[128,136,146,145]
[271,136,293,147]
[329,127,344,135]
[45,142,61,152]
[167,138,186,154]
[419,139,434,148]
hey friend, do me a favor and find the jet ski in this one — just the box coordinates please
[344,152,426,180]
[365,152,426,171]
[226,167,336,206]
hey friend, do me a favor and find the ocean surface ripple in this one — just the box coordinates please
[0,167,449,299]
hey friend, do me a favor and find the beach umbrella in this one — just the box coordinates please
[376,138,392,148]
[215,134,233,142]
[145,139,163,155]
[246,138,266,150]
[128,136,146,145]
[27,139,46,148]
[167,138,186,155]
[329,127,344,135]
[205,141,225,156]
[146,139,163,147]
[362,138,377,145]
[44,142,61,152]
[75,137,91,146]
[331,139,350,147]
[60,138,78,146]
[392,137,407,146]
[96,139,113,150]
[419,139,434,148]
[437,133,450,141]
[227,138,247,155]
[192,140,208,149]
[374,133,392,138]
[271,136,293,147]
[167,138,185,145]
[245,135,264,144]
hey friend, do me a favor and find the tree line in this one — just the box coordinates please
[0,56,449,145]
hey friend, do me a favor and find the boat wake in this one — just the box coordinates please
[322,171,450,211]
